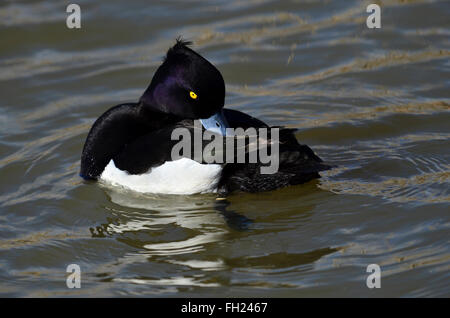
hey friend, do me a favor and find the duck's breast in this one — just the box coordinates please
[100,158,222,195]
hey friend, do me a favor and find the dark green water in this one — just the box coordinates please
[0,0,449,297]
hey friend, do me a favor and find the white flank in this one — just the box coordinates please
[100,158,222,195]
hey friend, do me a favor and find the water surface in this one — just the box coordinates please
[0,0,449,297]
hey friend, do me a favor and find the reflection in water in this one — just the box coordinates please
[86,182,339,290]
[92,184,252,258]
[86,185,257,287]
[114,276,220,287]
[225,248,339,272]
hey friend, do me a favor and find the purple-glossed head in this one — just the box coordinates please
[140,39,226,120]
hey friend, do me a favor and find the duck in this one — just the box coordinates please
[80,39,331,195]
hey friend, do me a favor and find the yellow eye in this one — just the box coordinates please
[189,91,198,99]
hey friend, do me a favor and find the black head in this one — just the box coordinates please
[140,39,225,119]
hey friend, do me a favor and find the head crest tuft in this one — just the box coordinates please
[164,37,193,62]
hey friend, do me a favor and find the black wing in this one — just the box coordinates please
[112,119,194,174]
[218,109,332,193]
[112,109,270,174]
[223,108,268,128]
[106,107,332,194]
